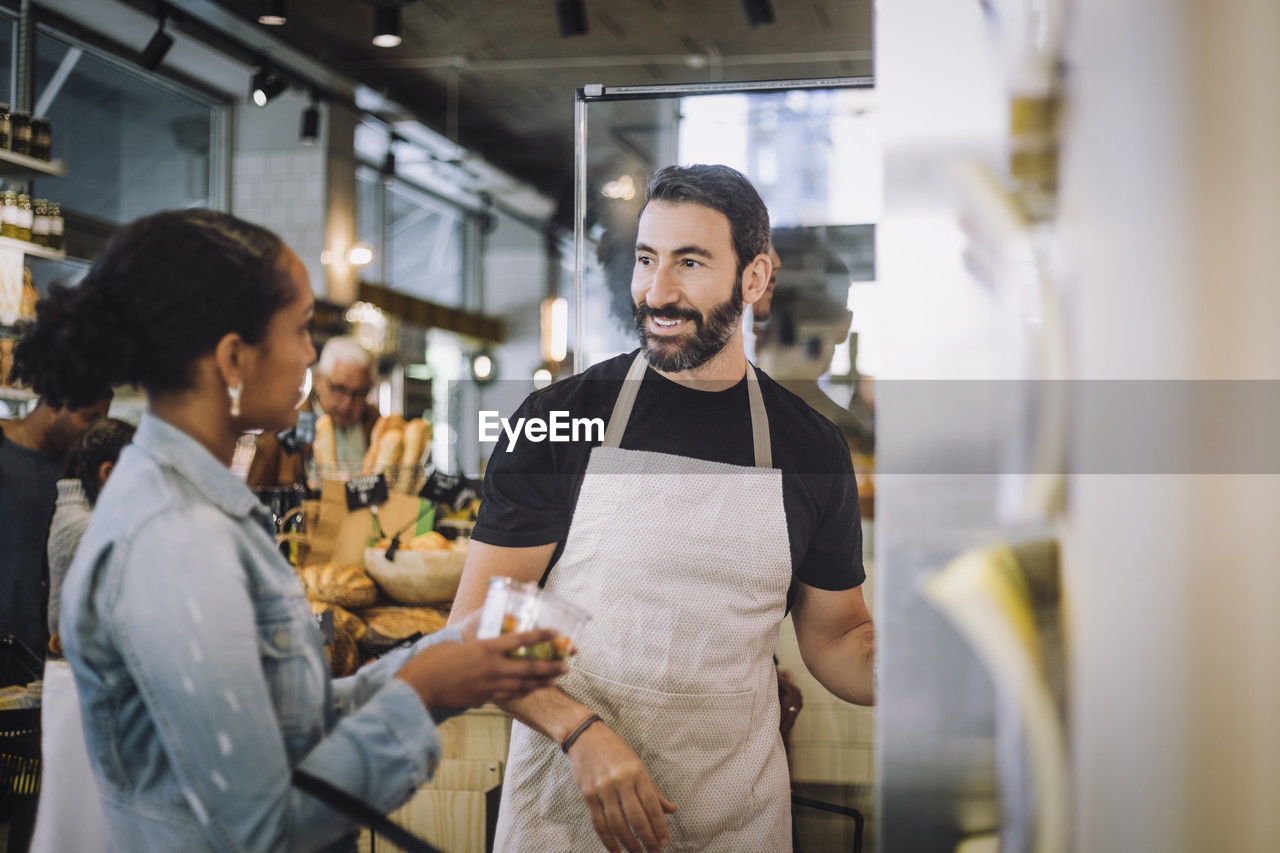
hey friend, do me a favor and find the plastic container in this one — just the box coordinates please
[477,576,589,660]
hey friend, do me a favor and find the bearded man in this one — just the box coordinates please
[451,164,875,852]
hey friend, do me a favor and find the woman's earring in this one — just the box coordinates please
[228,383,243,418]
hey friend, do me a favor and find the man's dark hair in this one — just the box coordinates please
[643,164,771,278]
[11,209,291,405]
[64,417,136,504]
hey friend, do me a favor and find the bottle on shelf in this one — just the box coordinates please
[1,191,18,240]
[31,118,50,161]
[0,104,10,151]
[11,111,31,157]
[31,199,48,247]
[16,194,34,243]
[48,202,63,252]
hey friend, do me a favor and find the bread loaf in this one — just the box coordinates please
[362,415,405,474]
[308,598,365,676]
[313,414,336,466]
[358,606,448,648]
[373,428,403,474]
[300,562,378,609]
[400,418,431,466]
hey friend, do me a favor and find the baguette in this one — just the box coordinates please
[313,414,336,466]
[362,414,404,474]
[400,418,431,466]
[373,428,403,474]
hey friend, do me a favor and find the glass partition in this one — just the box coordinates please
[573,77,880,851]
[575,79,878,450]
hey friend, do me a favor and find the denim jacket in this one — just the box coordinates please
[60,413,460,852]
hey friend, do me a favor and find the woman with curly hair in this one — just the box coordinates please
[17,208,568,852]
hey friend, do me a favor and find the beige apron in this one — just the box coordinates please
[495,353,793,852]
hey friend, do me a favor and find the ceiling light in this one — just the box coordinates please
[258,0,287,26]
[372,5,402,48]
[300,96,320,145]
[251,66,286,107]
[556,0,588,37]
[138,12,174,70]
[349,243,375,266]
[741,0,776,27]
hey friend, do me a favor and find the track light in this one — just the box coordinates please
[741,0,776,27]
[138,11,174,70]
[258,0,287,26]
[300,95,320,145]
[251,66,286,107]
[372,5,401,48]
[556,0,588,37]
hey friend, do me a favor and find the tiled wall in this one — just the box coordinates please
[231,148,327,295]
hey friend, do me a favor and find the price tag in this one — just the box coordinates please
[345,474,389,511]
[421,468,478,512]
[275,410,317,455]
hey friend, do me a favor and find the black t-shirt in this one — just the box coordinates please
[473,351,864,605]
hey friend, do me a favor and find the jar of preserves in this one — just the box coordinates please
[31,117,50,160]
[31,199,48,247]
[48,202,63,251]
[1,191,18,240]
[11,111,32,157]
[16,194,34,242]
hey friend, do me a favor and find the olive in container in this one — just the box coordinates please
[477,576,589,660]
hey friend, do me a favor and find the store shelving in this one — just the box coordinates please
[0,148,65,179]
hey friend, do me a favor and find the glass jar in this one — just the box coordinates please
[1,191,18,240]
[31,118,50,161]
[48,202,63,251]
[16,194,34,243]
[31,199,48,247]
[11,111,32,157]
[0,104,11,151]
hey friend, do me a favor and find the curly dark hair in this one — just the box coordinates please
[11,209,291,406]
[642,164,771,278]
[63,417,136,504]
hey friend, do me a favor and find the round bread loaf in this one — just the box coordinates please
[307,598,366,677]
[357,605,449,655]
[300,562,378,609]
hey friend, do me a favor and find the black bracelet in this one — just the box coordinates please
[561,713,602,754]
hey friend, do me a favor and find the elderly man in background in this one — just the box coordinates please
[247,334,380,486]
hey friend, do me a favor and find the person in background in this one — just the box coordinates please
[31,417,134,853]
[246,335,380,486]
[0,376,111,667]
[45,417,136,654]
[16,208,568,851]
[451,165,874,852]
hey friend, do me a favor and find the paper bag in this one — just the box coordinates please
[308,479,434,568]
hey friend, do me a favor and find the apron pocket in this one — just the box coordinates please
[567,668,768,848]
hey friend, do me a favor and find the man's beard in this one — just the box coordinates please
[632,284,744,373]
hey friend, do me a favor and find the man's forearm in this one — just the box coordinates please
[809,620,876,706]
[499,684,597,745]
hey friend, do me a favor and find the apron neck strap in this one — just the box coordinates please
[603,353,773,469]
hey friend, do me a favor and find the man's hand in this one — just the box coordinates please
[394,629,568,711]
[566,722,677,853]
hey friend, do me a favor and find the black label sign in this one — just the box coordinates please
[275,410,317,455]
[420,468,478,512]
[345,474,389,511]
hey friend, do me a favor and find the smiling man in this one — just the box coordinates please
[451,164,875,852]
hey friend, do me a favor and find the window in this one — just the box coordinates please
[29,27,224,226]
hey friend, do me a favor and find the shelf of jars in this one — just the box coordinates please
[0,147,64,178]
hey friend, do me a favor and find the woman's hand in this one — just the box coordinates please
[394,628,568,711]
